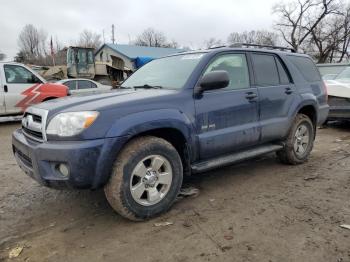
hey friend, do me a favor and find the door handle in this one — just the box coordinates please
[285,87,293,95]
[245,92,257,100]
[4,85,8,92]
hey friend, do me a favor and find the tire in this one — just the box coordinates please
[104,136,183,221]
[277,114,315,165]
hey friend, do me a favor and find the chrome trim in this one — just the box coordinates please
[23,107,49,142]
[22,129,44,143]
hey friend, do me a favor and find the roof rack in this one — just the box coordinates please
[229,43,296,53]
[208,45,227,49]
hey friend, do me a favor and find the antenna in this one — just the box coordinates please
[111,24,115,44]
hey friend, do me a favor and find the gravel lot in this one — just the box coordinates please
[0,120,349,262]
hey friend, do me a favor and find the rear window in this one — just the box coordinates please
[288,56,321,82]
[251,54,279,86]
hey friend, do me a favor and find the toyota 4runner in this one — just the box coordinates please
[12,44,329,220]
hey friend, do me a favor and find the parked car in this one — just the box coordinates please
[12,44,328,220]
[317,63,349,80]
[56,79,112,95]
[317,64,350,121]
[0,62,68,116]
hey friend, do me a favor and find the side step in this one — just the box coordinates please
[191,144,284,173]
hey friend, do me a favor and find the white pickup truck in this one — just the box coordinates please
[0,62,68,116]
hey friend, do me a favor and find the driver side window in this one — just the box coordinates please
[204,54,250,90]
[4,65,42,84]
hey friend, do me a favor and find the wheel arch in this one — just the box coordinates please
[294,102,318,139]
[105,109,196,175]
[297,104,317,127]
[129,127,192,176]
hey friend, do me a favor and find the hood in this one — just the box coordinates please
[325,80,350,98]
[36,88,177,114]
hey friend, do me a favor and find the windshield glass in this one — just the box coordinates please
[121,53,205,89]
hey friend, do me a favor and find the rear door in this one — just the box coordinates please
[195,53,260,159]
[250,53,296,142]
[3,64,43,114]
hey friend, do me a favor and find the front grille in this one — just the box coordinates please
[32,114,42,123]
[14,146,33,168]
[23,126,43,140]
[22,112,44,142]
[23,112,42,123]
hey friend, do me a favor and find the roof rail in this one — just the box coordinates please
[229,43,296,53]
[208,45,227,49]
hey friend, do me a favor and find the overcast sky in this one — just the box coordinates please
[0,0,279,60]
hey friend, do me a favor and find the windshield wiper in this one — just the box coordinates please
[133,84,163,89]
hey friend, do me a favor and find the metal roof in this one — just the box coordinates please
[98,44,184,59]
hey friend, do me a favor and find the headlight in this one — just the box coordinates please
[46,111,99,137]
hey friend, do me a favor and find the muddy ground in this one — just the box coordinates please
[0,120,349,262]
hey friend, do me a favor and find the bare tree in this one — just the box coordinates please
[134,28,178,48]
[203,37,223,48]
[14,51,25,63]
[77,30,102,49]
[18,24,48,62]
[307,14,342,62]
[299,2,350,62]
[166,40,179,48]
[0,51,5,61]
[336,5,350,62]
[227,30,279,46]
[273,0,338,51]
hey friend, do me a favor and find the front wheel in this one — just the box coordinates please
[104,136,183,221]
[277,114,315,165]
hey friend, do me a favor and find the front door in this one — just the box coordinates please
[195,53,260,160]
[250,53,297,142]
[3,64,43,114]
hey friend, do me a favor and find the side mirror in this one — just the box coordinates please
[197,70,230,94]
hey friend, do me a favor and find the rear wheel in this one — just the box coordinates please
[277,114,315,165]
[104,136,183,221]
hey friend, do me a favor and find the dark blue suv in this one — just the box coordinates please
[12,44,329,220]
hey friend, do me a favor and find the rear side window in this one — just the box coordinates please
[251,54,279,86]
[288,56,321,82]
[275,58,291,85]
[78,80,96,89]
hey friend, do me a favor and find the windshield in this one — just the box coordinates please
[121,53,205,89]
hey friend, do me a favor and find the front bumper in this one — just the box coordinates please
[12,128,128,189]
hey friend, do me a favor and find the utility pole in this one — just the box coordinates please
[102,29,105,44]
[111,24,115,44]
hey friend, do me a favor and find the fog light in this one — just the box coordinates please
[57,163,69,177]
